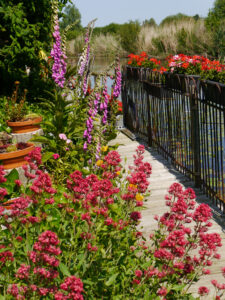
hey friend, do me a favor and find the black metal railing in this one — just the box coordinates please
[122,66,225,213]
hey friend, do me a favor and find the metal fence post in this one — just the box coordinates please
[190,83,201,188]
[147,94,153,147]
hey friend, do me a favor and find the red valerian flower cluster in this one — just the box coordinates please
[127,52,167,73]
[122,145,151,208]
[0,245,14,264]
[132,182,223,297]
[55,276,84,300]
[8,231,62,299]
[3,145,225,298]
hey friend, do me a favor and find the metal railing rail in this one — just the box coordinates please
[122,66,225,213]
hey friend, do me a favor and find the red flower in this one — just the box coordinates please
[198,286,209,295]
[130,211,142,222]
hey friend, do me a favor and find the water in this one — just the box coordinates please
[67,56,126,100]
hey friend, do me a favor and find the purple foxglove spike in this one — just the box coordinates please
[83,142,88,150]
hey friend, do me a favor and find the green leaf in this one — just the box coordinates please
[30,135,50,144]
[42,151,54,163]
[105,273,119,286]
[5,169,19,182]
[59,262,71,276]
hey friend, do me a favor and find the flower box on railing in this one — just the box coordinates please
[126,66,165,84]
[126,66,140,81]
[201,80,225,104]
[142,81,165,98]
[164,72,200,94]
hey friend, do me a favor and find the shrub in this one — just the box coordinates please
[0,0,70,99]
[119,21,141,53]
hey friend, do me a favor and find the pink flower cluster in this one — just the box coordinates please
[67,169,119,209]
[30,170,56,195]
[55,276,84,300]
[8,231,61,299]
[10,196,31,218]
[122,145,151,206]
[0,165,7,203]
[0,244,14,264]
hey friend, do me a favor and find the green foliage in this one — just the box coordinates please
[0,169,22,200]
[177,28,188,53]
[160,13,193,26]
[93,23,122,36]
[60,4,82,30]
[205,0,225,58]
[31,87,89,184]
[6,82,28,122]
[119,21,141,53]
[142,18,157,27]
[0,0,70,98]
[152,37,166,53]
[0,97,10,132]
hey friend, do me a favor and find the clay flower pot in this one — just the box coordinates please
[0,142,35,169]
[7,116,42,134]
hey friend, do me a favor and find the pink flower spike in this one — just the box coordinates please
[53,154,60,160]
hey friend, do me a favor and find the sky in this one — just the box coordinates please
[73,0,215,27]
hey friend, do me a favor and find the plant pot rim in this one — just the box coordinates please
[0,142,35,160]
[7,116,42,127]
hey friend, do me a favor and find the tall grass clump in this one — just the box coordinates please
[137,18,213,56]
[92,33,125,57]
[66,35,84,56]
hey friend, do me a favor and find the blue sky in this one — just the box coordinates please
[73,0,215,27]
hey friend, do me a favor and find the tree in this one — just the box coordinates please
[142,18,157,27]
[205,0,225,58]
[119,21,141,53]
[160,13,192,26]
[60,4,82,30]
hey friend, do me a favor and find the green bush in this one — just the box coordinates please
[205,0,225,58]
[0,0,70,98]
[119,21,141,53]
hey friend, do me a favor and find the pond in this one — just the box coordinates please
[67,56,127,100]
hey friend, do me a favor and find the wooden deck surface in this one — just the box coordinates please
[111,132,225,299]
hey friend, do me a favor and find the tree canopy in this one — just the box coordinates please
[60,4,82,30]
[205,0,225,57]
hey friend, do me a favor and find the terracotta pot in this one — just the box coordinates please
[0,142,35,169]
[7,116,42,133]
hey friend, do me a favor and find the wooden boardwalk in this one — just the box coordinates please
[111,132,225,299]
